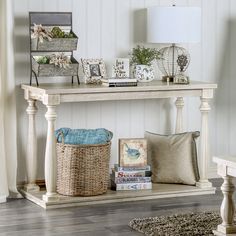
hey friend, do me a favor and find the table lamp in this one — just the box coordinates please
[147,6,201,83]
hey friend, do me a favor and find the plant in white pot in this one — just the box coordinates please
[130,45,161,82]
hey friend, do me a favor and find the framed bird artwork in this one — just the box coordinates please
[119,138,147,167]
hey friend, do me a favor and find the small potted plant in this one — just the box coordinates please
[130,45,161,82]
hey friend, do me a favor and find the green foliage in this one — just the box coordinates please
[51,27,75,38]
[130,45,161,66]
[36,56,50,64]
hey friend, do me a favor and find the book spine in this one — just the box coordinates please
[112,177,151,184]
[101,78,137,83]
[114,165,151,171]
[111,182,152,191]
[108,82,137,87]
[112,169,151,178]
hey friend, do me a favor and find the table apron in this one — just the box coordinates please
[59,90,202,103]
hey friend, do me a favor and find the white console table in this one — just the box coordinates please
[21,80,217,209]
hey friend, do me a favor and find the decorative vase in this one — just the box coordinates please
[134,65,155,82]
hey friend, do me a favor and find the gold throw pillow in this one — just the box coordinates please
[145,131,200,185]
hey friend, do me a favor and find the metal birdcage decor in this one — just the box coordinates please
[157,44,190,82]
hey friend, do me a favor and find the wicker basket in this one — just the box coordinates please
[56,133,111,197]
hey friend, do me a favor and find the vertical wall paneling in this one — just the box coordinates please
[144,100,160,133]
[15,0,38,181]
[85,102,101,129]
[145,0,162,81]
[130,0,145,46]
[14,0,235,181]
[229,0,236,155]
[87,0,101,57]
[177,0,190,133]
[42,0,57,11]
[34,103,46,180]
[130,0,145,138]
[71,0,88,131]
[14,1,29,85]
[187,0,202,167]
[116,101,131,138]
[144,0,160,7]
[215,0,230,157]
[14,0,27,14]
[175,0,188,6]
[58,0,72,11]
[72,0,86,59]
[159,0,174,7]
[207,0,217,169]
[187,0,202,135]
[101,0,116,74]
[100,0,117,167]
[115,0,131,160]
[115,0,130,57]
[85,0,102,129]
[144,0,161,135]
[28,0,43,11]
[176,0,189,132]
[155,0,175,135]
[56,2,73,131]
[101,100,116,169]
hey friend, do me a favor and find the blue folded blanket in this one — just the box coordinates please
[55,128,113,145]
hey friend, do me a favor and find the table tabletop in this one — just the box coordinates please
[21,80,217,95]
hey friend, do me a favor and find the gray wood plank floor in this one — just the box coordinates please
[0,179,227,236]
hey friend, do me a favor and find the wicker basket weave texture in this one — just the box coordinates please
[56,141,111,197]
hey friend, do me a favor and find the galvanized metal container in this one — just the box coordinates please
[32,56,79,77]
[31,35,78,52]
[29,12,80,85]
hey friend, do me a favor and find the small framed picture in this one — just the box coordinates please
[173,74,189,84]
[112,58,130,78]
[81,58,107,84]
[119,138,147,167]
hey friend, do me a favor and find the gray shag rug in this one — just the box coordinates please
[129,212,226,236]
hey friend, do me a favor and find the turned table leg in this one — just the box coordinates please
[42,105,58,202]
[196,96,212,188]
[213,176,236,235]
[24,99,40,192]
[175,97,184,133]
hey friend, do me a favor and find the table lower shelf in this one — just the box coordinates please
[19,183,216,209]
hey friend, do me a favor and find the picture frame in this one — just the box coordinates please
[119,138,147,167]
[81,58,107,84]
[112,58,130,78]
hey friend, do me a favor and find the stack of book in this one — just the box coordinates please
[111,164,152,191]
[101,78,137,87]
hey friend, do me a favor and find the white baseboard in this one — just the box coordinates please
[0,195,7,203]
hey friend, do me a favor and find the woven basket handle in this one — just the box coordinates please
[57,131,65,144]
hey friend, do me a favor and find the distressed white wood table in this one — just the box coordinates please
[213,156,236,236]
[21,80,217,209]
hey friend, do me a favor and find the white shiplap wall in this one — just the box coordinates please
[14,0,234,181]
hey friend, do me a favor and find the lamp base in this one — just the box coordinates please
[158,44,190,84]
[162,76,174,83]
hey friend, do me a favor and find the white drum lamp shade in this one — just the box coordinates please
[147,6,201,44]
[147,6,201,83]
